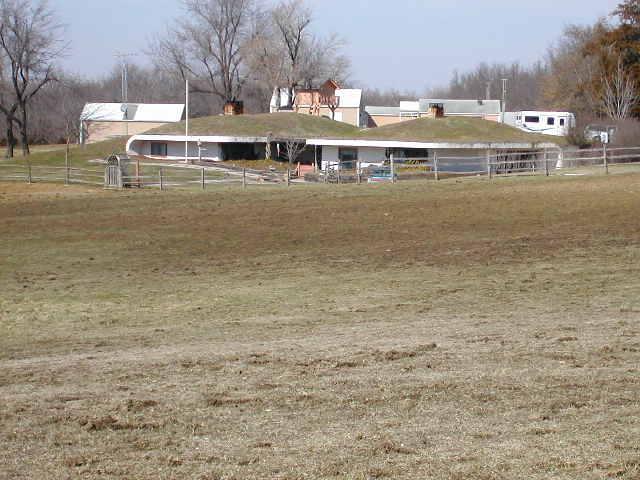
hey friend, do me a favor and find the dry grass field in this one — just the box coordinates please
[1,175,640,479]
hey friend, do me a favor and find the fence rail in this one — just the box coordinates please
[0,163,290,190]
[2,145,640,190]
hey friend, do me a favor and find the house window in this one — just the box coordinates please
[338,147,358,169]
[525,116,540,123]
[150,142,168,156]
[547,117,555,126]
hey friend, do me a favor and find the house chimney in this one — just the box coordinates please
[428,103,444,118]
[224,101,244,116]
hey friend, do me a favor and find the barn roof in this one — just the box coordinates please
[81,103,185,123]
[417,99,502,115]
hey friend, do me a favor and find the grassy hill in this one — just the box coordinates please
[8,138,128,167]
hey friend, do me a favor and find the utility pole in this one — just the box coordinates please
[501,78,508,122]
[115,52,137,137]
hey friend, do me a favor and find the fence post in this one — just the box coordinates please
[603,143,609,175]
[337,159,341,185]
[65,143,70,185]
[433,151,439,181]
[27,161,32,184]
[159,168,164,191]
[286,168,290,187]
[390,151,396,184]
[242,168,246,189]
[544,148,549,177]
[486,149,492,179]
[357,160,361,185]
[201,167,206,190]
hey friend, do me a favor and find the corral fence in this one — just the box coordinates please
[0,163,291,190]
[308,145,640,183]
[2,145,640,189]
[0,164,105,186]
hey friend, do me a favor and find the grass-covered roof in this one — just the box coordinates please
[149,112,565,145]
[150,112,360,139]
[360,117,565,145]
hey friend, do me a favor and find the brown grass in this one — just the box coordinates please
[1,174,640,479]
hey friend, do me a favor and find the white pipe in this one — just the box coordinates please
[185,79,189,163]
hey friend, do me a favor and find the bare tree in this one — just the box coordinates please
[0,0,64,156]
[283,138,306,168]
[245,11,286,100]
[151,0,255,106]
[272,0,311,107]
[602,53,639,119]
[248,0,350,110]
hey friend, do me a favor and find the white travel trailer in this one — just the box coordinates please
[505,111,576,137]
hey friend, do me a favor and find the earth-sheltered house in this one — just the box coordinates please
[126,112,564,171]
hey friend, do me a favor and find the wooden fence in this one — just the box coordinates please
[2,146,640,190]
[0,163,290,190]
[313,146,640,183]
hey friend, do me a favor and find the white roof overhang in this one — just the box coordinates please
[306,138,560,150]
[127,134,560,153]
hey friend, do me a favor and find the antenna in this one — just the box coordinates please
[501,78,508,114]
[114,52,137,104]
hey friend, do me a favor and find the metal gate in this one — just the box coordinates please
[104,165,122,188]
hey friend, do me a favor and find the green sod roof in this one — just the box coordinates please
[148,112,565,146]
[150,112,360,139]
[360,116,565,145]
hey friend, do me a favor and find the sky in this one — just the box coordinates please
[58,0,621,92]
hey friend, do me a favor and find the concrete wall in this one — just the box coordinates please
[128,139,222,161]
[367,115,408,128]
[85,121,170,144]
[366,113,500,128]
[293,106,360,127]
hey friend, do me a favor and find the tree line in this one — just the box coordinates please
[0,0,350,157]
[1,0,639,157]
[412,0,640,140]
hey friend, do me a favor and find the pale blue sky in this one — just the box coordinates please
[58,0,620,91]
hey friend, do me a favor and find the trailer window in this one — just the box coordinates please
[547,118,555,126]
[525,116,540,123]
[150,142,168,156]
[560,118,565,126]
